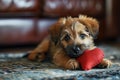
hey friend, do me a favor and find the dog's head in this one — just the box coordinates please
[49,15,99,58]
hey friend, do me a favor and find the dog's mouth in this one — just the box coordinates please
[65,45,84,58]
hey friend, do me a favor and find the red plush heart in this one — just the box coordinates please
[76,48,104,70]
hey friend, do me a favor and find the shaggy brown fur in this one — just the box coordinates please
[28,15,112,69]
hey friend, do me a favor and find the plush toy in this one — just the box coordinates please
[76,48,104,70]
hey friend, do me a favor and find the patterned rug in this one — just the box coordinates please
[0,44,120,80]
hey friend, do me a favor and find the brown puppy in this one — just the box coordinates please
[28,15,112,69]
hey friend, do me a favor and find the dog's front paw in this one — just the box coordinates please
[98,59,112,68]
[65,59,79,69]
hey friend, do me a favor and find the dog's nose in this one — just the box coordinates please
[72,45,80,54]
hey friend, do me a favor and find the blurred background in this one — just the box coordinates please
[0,0,120,52]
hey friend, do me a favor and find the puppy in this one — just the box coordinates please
[28,15,112,69]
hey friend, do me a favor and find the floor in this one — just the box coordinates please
[0,43,120,80]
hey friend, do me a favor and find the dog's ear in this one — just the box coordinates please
[49,18,66,45]
[79,15,99,39]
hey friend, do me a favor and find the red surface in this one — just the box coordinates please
[76,48,104,70]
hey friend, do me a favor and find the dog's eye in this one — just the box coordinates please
[64,34,70,41]
[80,34,86,39]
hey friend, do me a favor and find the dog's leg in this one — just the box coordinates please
[97,58,112,68]
[53,50,79,69]
[28,38,50,61]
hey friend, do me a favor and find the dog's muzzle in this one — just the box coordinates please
[66,45,83,58]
